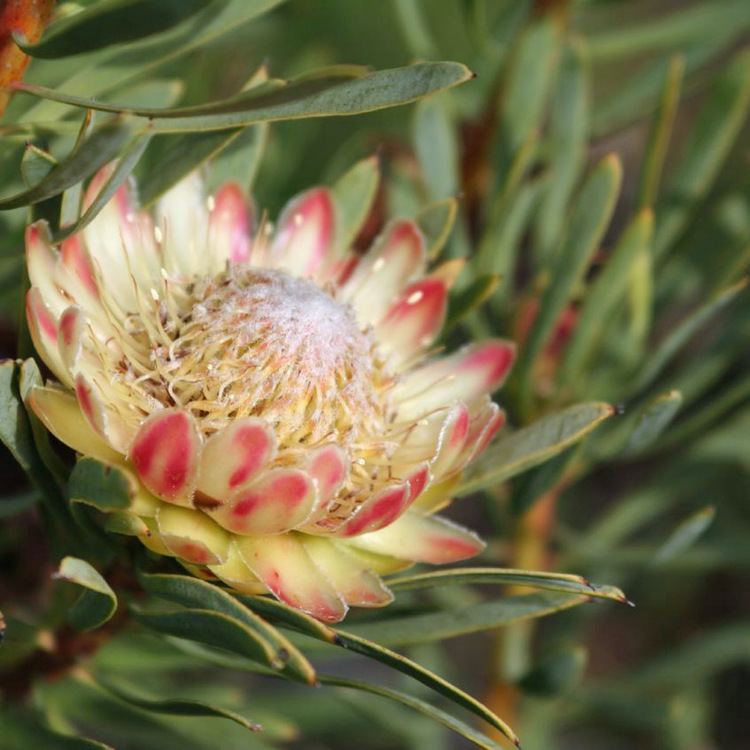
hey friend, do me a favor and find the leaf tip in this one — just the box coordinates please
[600,152,623,182]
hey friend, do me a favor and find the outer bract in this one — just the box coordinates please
[25,167,515,622]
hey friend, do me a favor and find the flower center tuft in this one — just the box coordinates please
[144,268,393,446]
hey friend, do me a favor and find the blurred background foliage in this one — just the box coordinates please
[0,0,749,748]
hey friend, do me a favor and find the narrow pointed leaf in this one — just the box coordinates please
[139,572,316,684]
[654,49,750,259]
[133,606,286,673]
[662,375,750,448]
[333,630,520,747]
[93,676,261,732]
[637,56,684,209]
[21,145,56,187]
[413,94,459,200]
[20,1,286,123]
[536,39,590,258]
[55,133,152,241]
[238,594,339,644]
[331,155,380,255]
[588,2,750,62]
[500,18,561,155]
[417,198,458,259]
[139,129,244,206]
[321,675,506,750]
[654,506,716,564]
[343,592,586,646]
[459,402,615,495]
[0,711,113,750]
[633,278,748,392]
[515,155,622,405]
[17,63,474,132]
[387,568,628,604]
[207,123,268,192]
[15,0,214,58]
[624,390,683,454]
[560,208,654,385]
[0,118,136,210]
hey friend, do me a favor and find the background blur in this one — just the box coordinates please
[1,1,749,749]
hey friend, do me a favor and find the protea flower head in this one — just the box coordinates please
[24,163,515,622]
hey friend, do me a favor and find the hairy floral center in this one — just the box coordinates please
[143,268,393,447]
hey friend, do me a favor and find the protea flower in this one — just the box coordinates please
[24,164,515,622]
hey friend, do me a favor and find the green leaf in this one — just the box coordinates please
[321,675,506,750]
[103,511,149,537]
[17,62,474,132]
[458,402,615,496]
[330,155,380,256]
[21,144,57,187]
[55,133,152,241]
[560,208,654,386]
[624,390,683,454]
[500,17,561,156]
[15,0,214,59]
[474,178,541,300]
[633,278,748,392]
[413,94,459,201]
[333,630,520,747]
[344,592,587,646]
[637,56,684,209]
[654,48,750,259]
[510,446,577,517]
[416,198,458,260]
[138,129,243,206]
[0,117,137,210]
[17,360,70,486]
[591,38,726,137]
[133,606,288,675]
[210,131,268,195]
[587,0,750,62]
[238,594,338,645]
[387,567,628,604]
[107,79,185,110]
[515,154,622,408]
[0,360,69,512]
[139,572,316,684]
[69,458,135,512]
[536,39,590,259]
[20,1,285,124]
[54,557,117,631]
[653,506,716,564]
[662,375,750,448]
[393,0,439,59]
[0,710,113,750]
[0,361,44,474]
[93,676,262,733]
